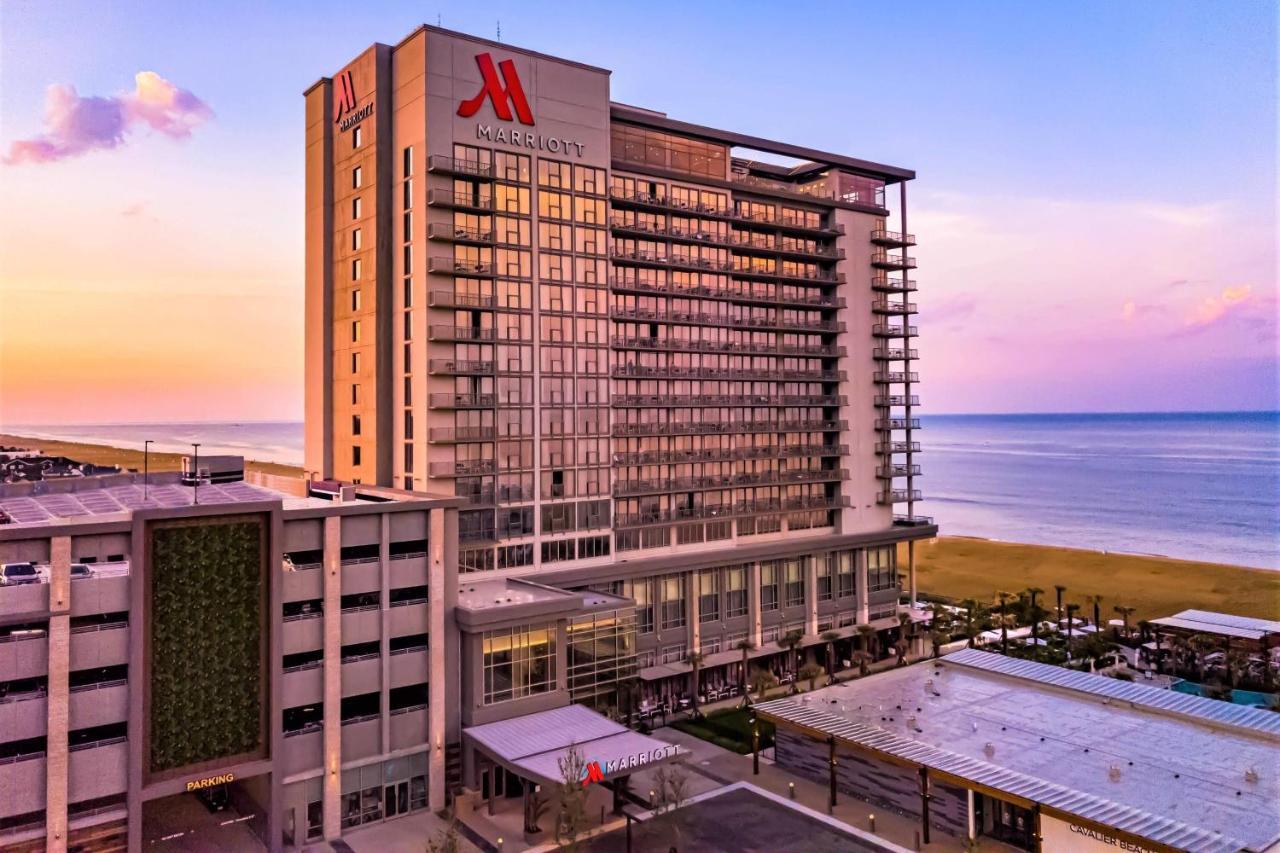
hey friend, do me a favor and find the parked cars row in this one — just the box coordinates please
[1,561,95,585]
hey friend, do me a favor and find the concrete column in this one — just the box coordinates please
[322,516,343,840]
[907,541,917,608]
[688,571,701,654]
[45,536,71,852]
[855,550,869,625]
[805,557,818,637]
[748,562,762,647]
[379,514,391,755]
[427,507,447,811]
[967,788,976,845]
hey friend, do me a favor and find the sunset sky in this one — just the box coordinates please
[1,0,1275,425]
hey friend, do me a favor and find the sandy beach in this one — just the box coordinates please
[4,431,1276,623]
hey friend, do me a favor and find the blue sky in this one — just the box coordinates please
[1,0,1275,421]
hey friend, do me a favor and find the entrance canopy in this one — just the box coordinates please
[464,704,683,787]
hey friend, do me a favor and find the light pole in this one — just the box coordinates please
[143,440,153,501]
[191,443,201,505]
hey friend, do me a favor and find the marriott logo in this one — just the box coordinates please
[457,53,534,125]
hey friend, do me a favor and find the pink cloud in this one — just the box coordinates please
[4,72,211,165]
[1185,285,1254,330]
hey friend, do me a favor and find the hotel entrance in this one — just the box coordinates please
[975,793,1036,851]
[142,774,270,851]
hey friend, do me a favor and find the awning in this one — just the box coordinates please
[464,703,684,787]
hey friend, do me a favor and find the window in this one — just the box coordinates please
[725,567,747,618]
[351,288,362,311]
[660,575,685,630]
[352,197,362,219]
[403,146,413,177]
[661,644,687,665]
[817,557,833,601]
[351,384,360,404]
[700,637,722,656]
[577,535,610,559]
[698,570,720,623]
[351,258,362,281]
[760,563,779,612]
[352,125,363,148]
[482,622,556,704]
[352,228,362,250]
[632,579,653,634]
[352,166,362,188]
[868,546,897,592]
[351,320,361,342]
[350,352,360,373]
[784,559,805,608]
[835,552,856,598]
[352,446,362,466]
[541,539,575,564]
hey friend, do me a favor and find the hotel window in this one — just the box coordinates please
[352,125,363,148]
[350,352,360,373]
[660,575,685,630]
[537,159,571,189]
[868,547,897,592]
[762,625,780,644]
[698,570,720,623]
[351,288,362,311]
[836,551,856,598]
[352,166,362,188]
[577,535,610,559]
[402,146,413,177]
[403,179,413,210]
[352,446,362,466]
[725,567,747,618]
[660,644,687,665]
[403,443,413,473]
[351,320,361,342]
[352,196,362,219]
[574,165,605,196]
[760,563,779,612]
[541,539,575,564]
[632,579,653,634]
[352,414,361,436]
[351,258,362,281]
[351,384,360,404]
[700,637,722,656]
[636,649,656,668]
[482,622,556,704]
[817,558,833,601]
[352,228,362,251]
[784,559,805,608]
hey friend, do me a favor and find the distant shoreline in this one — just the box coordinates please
[0,432,303,478]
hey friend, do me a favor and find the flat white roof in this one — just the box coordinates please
[756,649,1280,852]
[0,481,300,526]
[1152,609,1280,641]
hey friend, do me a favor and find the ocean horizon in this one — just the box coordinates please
[4,410,1277,570]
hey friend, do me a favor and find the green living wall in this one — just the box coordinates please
[149,518,265,773]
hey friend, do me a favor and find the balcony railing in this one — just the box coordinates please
[427,393,496,409]
[870,229,917,247]
[611,418,846,437]
[428,359,495,375]
[429,325,497,342]
[609,277,845,310]
[428,426,496,442]
[613,468,847,496]
[611,307,844,334]
[613,494,849,527]
[429,459,497,477]
[893,514,935,527]
[612,444,847,466]
[872,347,919,360]
[612,364,844,383]
[427,155,494,178]
[871,277,917,293]
[871,251,918,269]
[427,223,495,244]
[873,395,921,407]
[871,324,919,338]
[427,188,493,210]
[612,393,845,408]
[611,336,843,358]
[876,464,922,478]
[428,290,496,310]
[871,297,918,315]
[875,418,922,430]
[878,489,923,504]
[429,257,496,277]
[872,371,920,384]
[875,441,922,454]
[608,190,848,235]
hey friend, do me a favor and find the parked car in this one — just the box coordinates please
[70,563,93,579]
[1,562,39,585]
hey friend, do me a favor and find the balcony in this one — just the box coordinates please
[427,188,493,211]
[428,290,497,310]
[428,325,497,342]
[427,223,495,245]
[455,489,494,506]
[871,251,917,270]
[612,393,845,408]
[427,155,494,179]
[872,346,918,360]
[870,229,917,247]
[610,307,844,334]
[875,441,922,454]
[611,336,844,358]
[428,256,496,278]
[609,277,845,310]
[428,425,496,442]
[612,443,847,466]
[871,277,917,293]
[878,490,923,504]
[872,371,919,384]
[871,324,918,338]
[875,417,922,430]
[612,364,844,383]
[459,525,497,543]
[893,514,936,527]
[871,297,917,315]
[613,468,847,497]
[427,393,496,409]
[611,418,846,437]
[608,190,847,236]
[876,464,922,479]
[429,459,496,477]
[428,359,495,375]
[732,265,844,286]
[613,494,849,527]
[873,395,921,407]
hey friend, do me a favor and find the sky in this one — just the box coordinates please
[0,0,1276,424]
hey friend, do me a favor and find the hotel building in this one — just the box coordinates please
[305,23,933,705]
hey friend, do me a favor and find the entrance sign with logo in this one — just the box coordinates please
[458,53,534,125]
[1039,814,1160,853]
[334,69,372,132]
[186,772,235,793]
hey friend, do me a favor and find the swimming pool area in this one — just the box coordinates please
[1170,679,1277,708]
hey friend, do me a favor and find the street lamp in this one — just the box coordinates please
[191,443,201,505]
[143,440,153,501]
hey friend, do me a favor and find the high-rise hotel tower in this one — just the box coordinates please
[306,24,933,701]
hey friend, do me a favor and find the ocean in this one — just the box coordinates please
[5,411,1278,570]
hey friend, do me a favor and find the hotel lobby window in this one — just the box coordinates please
[482,622,556,704]
[725,567,747,618]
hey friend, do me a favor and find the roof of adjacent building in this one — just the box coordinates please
[0,480,303,526]
[1150,609,1280,641]
[755,648,1280,853]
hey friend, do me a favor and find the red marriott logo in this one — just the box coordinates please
[334,71,356,122]
[580,761,605,787]
[457,53,534,125]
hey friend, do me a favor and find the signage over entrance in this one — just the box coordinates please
[186,772,235,793]
[458,53,534,125]
[334,70,371,132]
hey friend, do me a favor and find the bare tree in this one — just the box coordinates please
[555,744,591,851]
[424,821,461,853]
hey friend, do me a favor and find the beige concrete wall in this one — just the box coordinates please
[44,536,71,852]
[305,78,335,480]
[321,517,342,839]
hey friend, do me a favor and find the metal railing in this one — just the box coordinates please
[429,257,495,276]
[611,336,843,357]
[427,155,494,178]
[612,393,844,407]
[870,229,917,245]
[612,365,844,382]
[610,307,844,333]
[611,418,846,437]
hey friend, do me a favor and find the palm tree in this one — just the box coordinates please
[749,666,778,698]
[959,599,985,648]
[893,635,910,667]
[1054,585,1066,624]
[778,628,804,676]
[1025,587,1045,661]
[1086,594,1103,630]
[820,630,842,681]
[799,661,825,692]
[685,651,705,717]
[735,638,755,699]
[929,627,949,659]
[852,648,873,678]
[1152,626,1164,673]
[856,623,877,660]
[1189,633,1217,683]
[1113,605,1135,641]
[1065,603,1081,661]
[995,591,1012,655]
[1136,619,1151,644]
